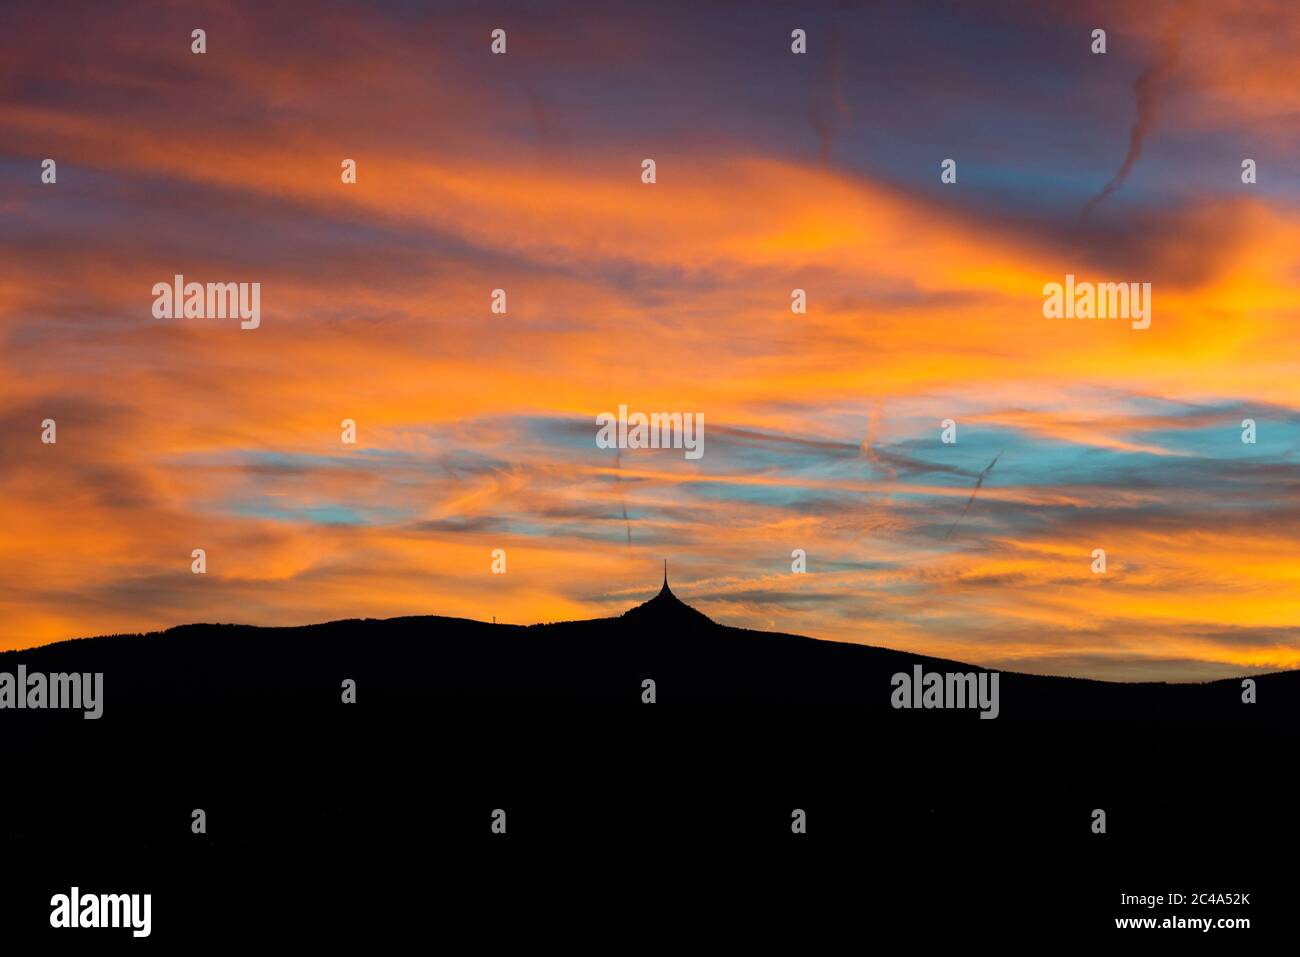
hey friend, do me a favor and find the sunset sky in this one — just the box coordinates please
[2,0,1298,680]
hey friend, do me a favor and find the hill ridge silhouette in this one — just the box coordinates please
[2,576,1296,725]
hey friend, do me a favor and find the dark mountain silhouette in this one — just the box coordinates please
[3,571,1295,724]
[3,569,1295,944]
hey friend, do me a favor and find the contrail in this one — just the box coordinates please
[615,448,632,545]
[861,402,894,476]
[1081,24,1183,218]
[944,451,1003,541]
[809,25,848,166]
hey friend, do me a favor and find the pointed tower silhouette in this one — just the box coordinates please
[623,559,712,625]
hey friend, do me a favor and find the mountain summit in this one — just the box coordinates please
[621,561,714,626]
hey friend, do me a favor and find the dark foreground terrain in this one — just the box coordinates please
[1,584,1293,943]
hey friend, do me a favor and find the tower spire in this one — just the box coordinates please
[664,559,668,587]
